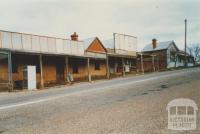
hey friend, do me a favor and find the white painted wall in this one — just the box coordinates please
[114,33,137,56]
[0,31,85,56]
[167,44,175,68]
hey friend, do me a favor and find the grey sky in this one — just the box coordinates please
[0,0,199,50]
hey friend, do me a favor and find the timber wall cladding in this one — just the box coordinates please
[0,59,8,81]
[68,58,107,80]
[90,59,107,76]
[11,55,66,87]
[42,56,57,83]
[68,58,88,81]
[43,64,56,83]
[12,54,41,84]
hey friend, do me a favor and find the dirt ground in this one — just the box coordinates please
[0,68,200,134]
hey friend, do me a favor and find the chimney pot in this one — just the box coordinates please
[152,38,157,49]
[71,32,78,41]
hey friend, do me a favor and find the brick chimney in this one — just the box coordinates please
[71,32,78,41]
[152,38,157,49]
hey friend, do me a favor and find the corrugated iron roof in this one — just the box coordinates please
[142,41,174,52]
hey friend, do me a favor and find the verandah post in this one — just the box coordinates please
[140,53,144,74]
[152,55,155,72]
[64,56,69,84]
[106,55,110,79]
[39,54,44,88]
[122,57,125,77]
[87,58,91,82]
[8,51,13,91]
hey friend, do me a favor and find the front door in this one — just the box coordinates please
[56,60,64,83]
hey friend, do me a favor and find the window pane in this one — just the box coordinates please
[187,106,194,115]
[170,106,176,115]
[177,106,186,115]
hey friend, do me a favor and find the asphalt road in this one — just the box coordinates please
[0,67,200,134]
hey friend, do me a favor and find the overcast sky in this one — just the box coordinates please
[0,0,199,50]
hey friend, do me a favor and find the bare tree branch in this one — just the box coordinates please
[187,43,200,64]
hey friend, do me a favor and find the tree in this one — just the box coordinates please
[187,43,200,65]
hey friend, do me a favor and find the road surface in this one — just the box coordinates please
[0,68,200,134]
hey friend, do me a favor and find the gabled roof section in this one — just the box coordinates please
[83,37,107,53]
[83,37,96,50]
[142,40,177,52]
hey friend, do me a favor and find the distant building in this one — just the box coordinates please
[137,39,194,72]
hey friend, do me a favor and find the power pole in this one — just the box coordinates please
[184,19,187,67]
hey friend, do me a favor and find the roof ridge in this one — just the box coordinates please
[146,40,173,45]
[158,40,173,44]
[142,40,174,52]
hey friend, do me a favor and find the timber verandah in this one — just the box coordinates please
[0,50,12,91]
[0,30,110,91]
[0,30,138,91]
[0,49,109,91]
[106,54,137,78]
